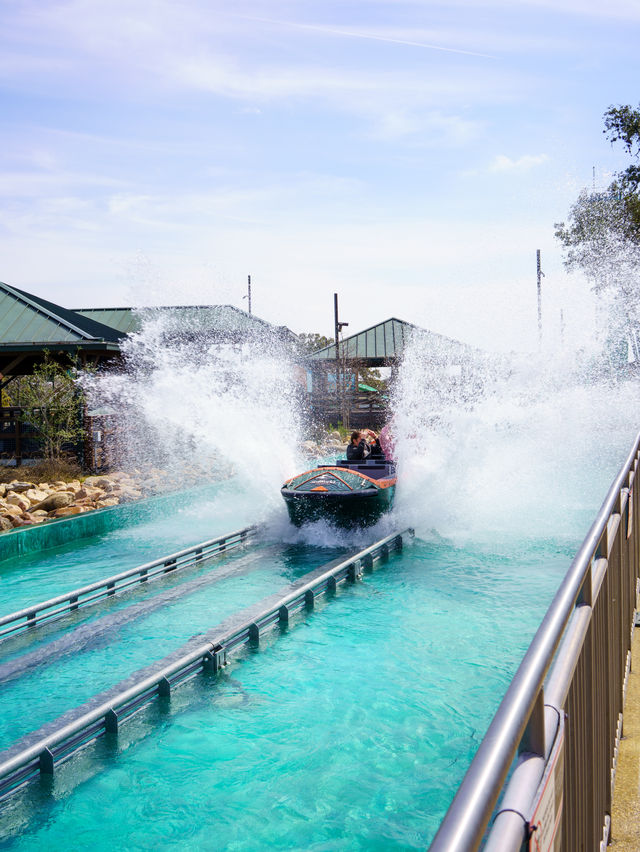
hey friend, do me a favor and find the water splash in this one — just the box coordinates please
[83,301,639,548]
[83,309,306,522]
[389,331,640,545]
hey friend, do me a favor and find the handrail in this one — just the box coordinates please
[429,431,640,851]
[0,527,414,799]
[0,526,256,641]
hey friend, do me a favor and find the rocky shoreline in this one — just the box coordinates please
[0,432,351,533]
[0,470,161,532]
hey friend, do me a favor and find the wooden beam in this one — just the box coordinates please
[0,353,27,378]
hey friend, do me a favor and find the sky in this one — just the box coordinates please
[1,0,639,352]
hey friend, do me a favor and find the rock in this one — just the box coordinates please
[109,486,142,502]
[1,504,23,518]
[83,476,113,490]
[0,516,13,531]
[31,509,49,517]
[32,492,75,512]
[108,471,132,481]
[5,493,30,512]
[51,506,85,517]
[75,486,102,500]
[96,497,119,509]
[25,489,49,505]
[21,512,45,524]
[7,481,35,493]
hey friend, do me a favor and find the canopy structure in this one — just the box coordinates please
[306,317,476,367]
[75,305,297,345]
[305,317,482,428]
[0,282,298,383]
[0,282,124,379]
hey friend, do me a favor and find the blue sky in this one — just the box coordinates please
[1,0,639,350]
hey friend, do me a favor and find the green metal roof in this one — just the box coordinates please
[307,317,476,364]
[0,282,124,345]
[73,307,139,335]
[75,305,297,341]
[307,318,411,361]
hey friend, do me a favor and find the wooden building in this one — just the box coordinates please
[0,282,296,465]
[305,317,480,429]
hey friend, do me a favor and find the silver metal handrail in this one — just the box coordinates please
[0,526,256,640]
[0,527,414,799]
[429,432,640,851]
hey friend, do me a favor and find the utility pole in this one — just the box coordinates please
[247,275,252,314]
[333,293,349,428]
[333,292,349,356]
[536,250,544,346]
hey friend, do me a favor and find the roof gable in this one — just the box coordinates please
[75,304,297,341]
[307,317,476,363]
[0,283,124,344]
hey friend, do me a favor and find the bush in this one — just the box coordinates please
[0,458,84,484]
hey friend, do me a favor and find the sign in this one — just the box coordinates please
[529,716,564,852]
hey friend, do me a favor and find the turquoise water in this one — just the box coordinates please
[0,417,629,850]
[0,530,575,850]
[0,539,347,751]
[0,480,256,613]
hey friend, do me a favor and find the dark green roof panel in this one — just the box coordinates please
[307,317,476,363]
[75,308,140,335]
[0,282,125,345]
[308,318,416,362]
[76,305,297,341]
[0,288,84,344]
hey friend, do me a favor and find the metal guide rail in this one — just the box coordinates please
[0,526,256,642]
[429,432,640,851]
[0,527,414,800]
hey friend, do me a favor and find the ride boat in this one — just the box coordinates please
[281,456,397,527]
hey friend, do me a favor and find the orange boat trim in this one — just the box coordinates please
[284,466,397,490]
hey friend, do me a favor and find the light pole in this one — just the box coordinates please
[333,293,349,427]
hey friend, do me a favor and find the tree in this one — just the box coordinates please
[297,331,387,391]
[297,332,334,354]
[555,105,640,360]
[603,104,640,241]
[17,355,85,461]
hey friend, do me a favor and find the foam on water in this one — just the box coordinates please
[83,310,306,522]
[84,307,639,553]
[3,296,640,847]
[389,334,640,545]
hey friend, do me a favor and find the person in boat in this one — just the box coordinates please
[347,429,383,461]
[379,421,396,461]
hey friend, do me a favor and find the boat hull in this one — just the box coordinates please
[281,462,396,527]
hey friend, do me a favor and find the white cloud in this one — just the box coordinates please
[489,154,549,173]
[244,17,496,59]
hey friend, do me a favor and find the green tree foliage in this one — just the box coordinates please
[297,332,334,354]
[17,355,85,461]
[358,365,386,391]
[297,331,387,391]
[603,104,640,241]
[555,104,640,360]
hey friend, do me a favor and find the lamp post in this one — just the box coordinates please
[243,275,252,314]
[333,293,349,427]
[536,250,544,346]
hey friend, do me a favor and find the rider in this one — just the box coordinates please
[347,429,383,461]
